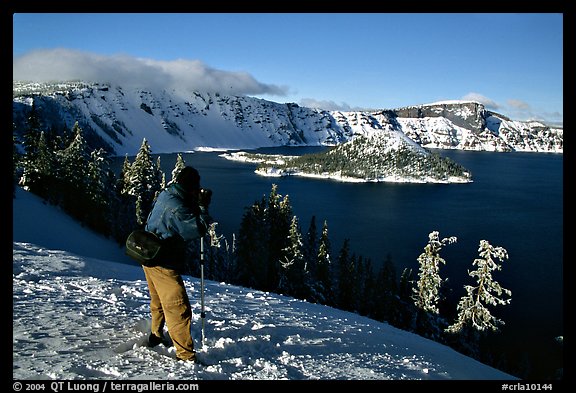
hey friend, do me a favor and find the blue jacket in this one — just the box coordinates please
[145,184,211,267]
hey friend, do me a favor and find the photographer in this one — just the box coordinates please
[142,166,212,362]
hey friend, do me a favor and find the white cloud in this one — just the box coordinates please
[13,48,288,98]
[299,98,350,111]
[461,94,563,127]
[507,99,531,111]
[299,98,373,112]
[461,92,501,111]
[506,99,563,127]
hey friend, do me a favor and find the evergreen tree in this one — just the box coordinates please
[266,185,293,290]
[36,131,55,180]
[236,198,268,288]
[373,254,400,324]
[86,148,108,206]
[446,240,511,334]
[22,101,42,160]
[314,220,333,305]
[225,233,239,283]
[52,123,74,151]
[171,153,187,185]
[397,267,417,331]
[194,222,227,280]
[278,215,309,299]
[58,122,90,187]
[236,184,293,292]
[110,168,137,244]
[399,267,414,302]
[85,148,112,233]
[127,138,162,226]
[13,131,21,197]
[20,103,44,192]
[204,229,237,284]
[118,155,132,196]
[335,239,356,311]
[303,216,318,278]
[53,122,91,215]
[20,130,55,198]
[156,156,166,191]
[413,231,457,314]
[357,256,376,316]
[412,231,456,340]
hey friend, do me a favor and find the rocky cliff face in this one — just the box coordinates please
[382,101,562,152]
[393,101,487,132]
[12,82,563,155]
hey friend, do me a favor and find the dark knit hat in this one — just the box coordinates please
[176,166,201,193]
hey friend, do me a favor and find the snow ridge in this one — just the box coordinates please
[12,82,563,156]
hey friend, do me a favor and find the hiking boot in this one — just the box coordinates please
[176,353,197,362]
[147,333,164,348]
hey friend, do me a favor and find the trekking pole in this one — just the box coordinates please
[200,236,206,348]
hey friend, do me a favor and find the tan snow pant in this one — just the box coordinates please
[142,265,195,360]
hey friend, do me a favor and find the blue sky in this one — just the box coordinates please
[13,13,563,125]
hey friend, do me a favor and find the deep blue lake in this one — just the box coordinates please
[113,147,563,378]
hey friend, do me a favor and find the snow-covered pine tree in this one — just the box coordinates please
[22,101,41,161]
[399,267,414,302]
[13,132,20,196]
[58,122,90,187]
[84,148,114,234]
[104,154,136,242]
[156,156,165,192]
[303,216,318,281]
[118,155,132,195]
[19,105,48,194]
[52,123,74,151]
[170,153,187,185]
[412,231,456,340]
[413,231,457,314]
[86,148,108,207]
[201,223,236,283]
[20,130,55,199]
[127,138,162,226]
[314,220,333,305]
[278,215,308,299]
[53,122,91,214]
[446,240,511,334]
[236,184,293,292]
[36,131,55,182]
[104,157,135,243]
[236,196,268,288]
[266,185,293,290]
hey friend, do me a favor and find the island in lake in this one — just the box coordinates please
[221,131,472,184]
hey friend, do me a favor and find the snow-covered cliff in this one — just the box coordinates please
[13,82,563,156]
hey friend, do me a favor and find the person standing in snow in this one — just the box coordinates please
[143,166,212,362]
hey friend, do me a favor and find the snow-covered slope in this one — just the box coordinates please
[12,187,516,380]
[12,82,350,155]
[13,82,563,156]
[394,101,563,152]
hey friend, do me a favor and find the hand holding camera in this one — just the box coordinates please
[198,188,212,208]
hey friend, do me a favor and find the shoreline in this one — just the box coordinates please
[221,151,473,184]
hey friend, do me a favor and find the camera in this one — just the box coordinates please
[198,188,212,207]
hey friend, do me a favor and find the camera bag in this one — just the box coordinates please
[125,229,165,266]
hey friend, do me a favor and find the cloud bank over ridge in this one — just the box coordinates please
[13,48,289,98]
